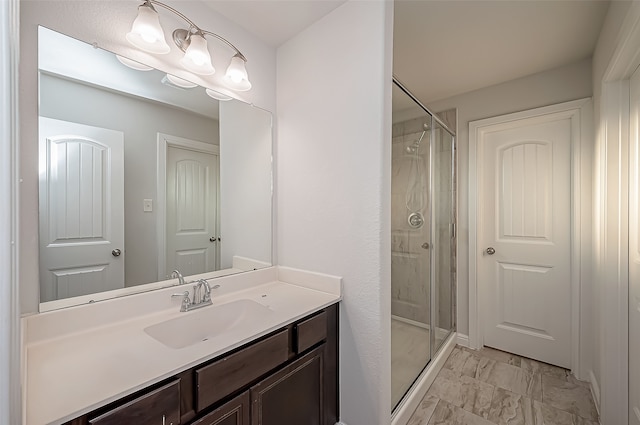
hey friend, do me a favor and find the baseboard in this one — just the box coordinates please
[390,332,457,425]
[392,314,429,330]
[589,370,601,415]
[456,333,470,347]
[391,315,451,341]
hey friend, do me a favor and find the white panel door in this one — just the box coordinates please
[479,114,572,368]
[39,117,124,302]
[629,65,640,425]
[166,146,217,277]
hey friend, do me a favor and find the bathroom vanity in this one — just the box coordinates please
[23,267,341,425]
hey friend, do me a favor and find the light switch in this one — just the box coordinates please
[143,199,153,212]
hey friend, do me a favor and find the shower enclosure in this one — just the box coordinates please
[391,79,456,411]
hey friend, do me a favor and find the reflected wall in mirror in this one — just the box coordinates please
[38,27,272,310]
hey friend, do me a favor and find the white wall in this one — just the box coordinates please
[276,1,393,424]
[424,59,593,338]
[20,0,276,314]
[219,100,272,269]
[39,74,219,290]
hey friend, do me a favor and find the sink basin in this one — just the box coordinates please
[144,299,273,349]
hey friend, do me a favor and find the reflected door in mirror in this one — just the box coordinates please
[166,145,219,277]
[39,117,125,302]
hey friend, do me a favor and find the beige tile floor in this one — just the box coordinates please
[407,346,600,425]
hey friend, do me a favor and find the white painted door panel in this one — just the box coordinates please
[166,147,217,277]
[39,117,124,302]
[480,116,572,368]
[629,65,640,425]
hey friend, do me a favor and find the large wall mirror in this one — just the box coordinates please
[38,26,273,311]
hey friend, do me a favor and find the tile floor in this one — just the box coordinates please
[407,345,600,425]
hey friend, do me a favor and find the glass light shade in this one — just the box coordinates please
[205,88,233,101]
[180,34,215,75]
[126,4,170,54]
[165,74,197,88]
[116,55,153,71]
[223,54,251,91]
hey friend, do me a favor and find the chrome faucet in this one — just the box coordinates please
[171,279,219,312]
[196,279,212,303]
[170,269,185,285]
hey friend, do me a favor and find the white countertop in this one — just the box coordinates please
[23,266,342,425]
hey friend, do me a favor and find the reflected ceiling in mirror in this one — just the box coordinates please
[38,26,273,311]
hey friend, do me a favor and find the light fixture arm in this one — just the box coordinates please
[200,30,247,62]
[144,0,247,62]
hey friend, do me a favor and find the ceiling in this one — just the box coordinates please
[204,0,610,105]
[393,0,609,105]
[203,0,347,47]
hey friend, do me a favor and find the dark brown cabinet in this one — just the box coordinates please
[196,330,290,411]
[251,348,323,425]
[63,304,338,425]
[88,379,180,425]
[190,392,250,425]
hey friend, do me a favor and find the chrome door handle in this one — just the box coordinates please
[486,247,496,255]
[112,249,122,257]
[421,242,429,249]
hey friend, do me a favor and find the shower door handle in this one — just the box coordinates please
[485,247,496,255]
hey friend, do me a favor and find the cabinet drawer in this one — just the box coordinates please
[296,310,327,353]
[89,379,180,425]
[196,330,289,411]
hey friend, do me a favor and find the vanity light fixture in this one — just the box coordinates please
[116,55,154,71]
[163,74,198,89]
[205,88,233,101]
[127,0,252,91]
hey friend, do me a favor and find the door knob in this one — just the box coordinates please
[485,247,496,255]
[421,242,429,249]
[209,237,219,242]
[112,249,122,257]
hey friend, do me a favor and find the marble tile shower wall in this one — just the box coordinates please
[391,116,456,331]
[392,117,431,325]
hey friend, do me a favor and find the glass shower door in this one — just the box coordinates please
[431,121,456,353]
[391,79,457,414]
[391,83,433,409]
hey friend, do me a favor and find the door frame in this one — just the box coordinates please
[596,2,640,422]
[156,133,220,280]
[2,0,20,423]
[468,98,591,377]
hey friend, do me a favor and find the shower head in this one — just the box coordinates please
[406,128,427,154]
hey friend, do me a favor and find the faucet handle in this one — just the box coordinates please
[171,291,191,312]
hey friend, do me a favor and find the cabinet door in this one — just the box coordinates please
[250,348,323,425]
[190,392,249,425]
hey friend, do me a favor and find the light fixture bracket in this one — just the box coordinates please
[172,28,191,53]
